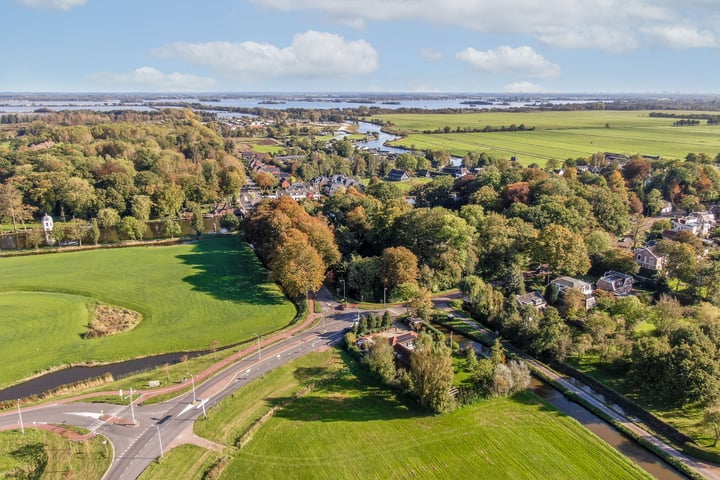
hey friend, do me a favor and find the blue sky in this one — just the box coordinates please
[2,0,720,93]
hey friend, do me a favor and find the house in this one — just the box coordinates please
[660,200,673,214]
[387,169,410,182]
[634,246,667,272]
[440,166,468,178]
[416,169,432,178]
[389,331,418,366]
[550,276,596,310]
[515,291,547,310]
[672,211,716,237]
[596,271,634,296]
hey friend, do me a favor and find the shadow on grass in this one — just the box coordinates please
[177,236,288,306]
[10,443,47,476]
[272,350,430,423]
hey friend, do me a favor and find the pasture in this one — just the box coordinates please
[0,428,111,479]
[370,110,720,166]
[189,349,651,480]
[0,236,296,389]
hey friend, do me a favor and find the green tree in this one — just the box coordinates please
[131,194,152,221]
[96,207,121,229]
[65,218,86,246]
[118,216,147,241]
[365,340,396,385]
[703,403,720,447]
[25,228,44,251]
[190,202,204,238]
[410,333,455,413]
[380,246,419,293]
[219,211,240,231]
[91,217,100,245]
[407,287,433,320]
[161,217,182,239]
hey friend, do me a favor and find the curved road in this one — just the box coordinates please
[0,288,355,480]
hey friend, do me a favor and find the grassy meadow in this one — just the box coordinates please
[185,349,651,480]
[0,236,296,389]
[369,110,720,166]
[0,428,111,479]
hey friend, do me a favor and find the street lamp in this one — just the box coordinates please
[383,287,387,306]
[153,424,164,458]
[185,371,196,403]
[128,388,137,424]
[254,333,262,361]
[339,279,345,301]
[17,399,24,434]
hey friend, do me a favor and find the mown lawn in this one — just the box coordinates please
[138,444,221,480]
[0,236,296,389]
[370,110,720,166]
[0,429,111,479]
[196,349,651,480]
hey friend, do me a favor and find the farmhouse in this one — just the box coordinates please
[596,271,634,296]
[390,331,418,366]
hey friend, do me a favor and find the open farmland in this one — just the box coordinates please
[0,236,295,389]
[182,349,651,480]
[370,110,720,166]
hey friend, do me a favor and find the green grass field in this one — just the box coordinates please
[369,110,720,166]
[190,349,650,480]
[0,429,111,479]
[0,236,296,389]
[138,444,221,480]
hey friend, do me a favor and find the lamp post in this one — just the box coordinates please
[17,399,24,434]
[254,333,262,361]
[185,372,196,403]
[128,388,137,424]
[339,279,345,301]
[153,425,164,458]
[383,287,387,306]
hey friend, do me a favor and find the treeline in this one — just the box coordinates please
[422,124,534,134]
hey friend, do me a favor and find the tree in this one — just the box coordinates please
[406,287,433,320]
[269,228,325,298]
[161,217,182,239]
[91,217,100,245]
[380,246,419,293]
[219,211,240,231]
[703,403,720,447]
[118,216,147,241]
[25,228,44,251]
[410,333,455,413]
[96,208,121,229]
[131,194,152,221]
[0,182,35,232]
[535,223,591,276]
[190,202,204,238]
[65,218,86,246]
[365,340,396,385]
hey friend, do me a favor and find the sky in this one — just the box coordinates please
[2,0,720,94]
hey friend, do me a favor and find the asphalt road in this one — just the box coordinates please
[0,289,357,480]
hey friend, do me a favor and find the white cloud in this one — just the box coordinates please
[456,46,560,78]
[89,67,216,91]
[18,0,87,9]
[642,25,717,49]
[420,48,444,61]
[504,81,547,93]
[153,31,378,79]
[251,0,720,51]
